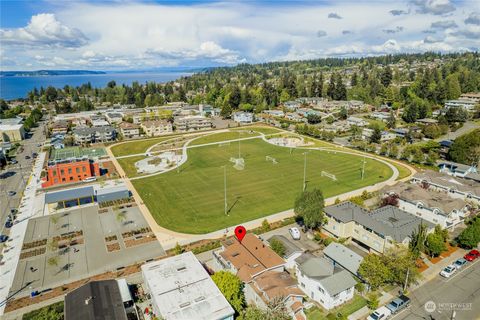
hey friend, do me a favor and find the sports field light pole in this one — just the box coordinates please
[238,132,241,159]
[361,156,366,180]
[223,165,228,216]
[303,152,308,191]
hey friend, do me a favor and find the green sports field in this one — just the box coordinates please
[128,133,393,234]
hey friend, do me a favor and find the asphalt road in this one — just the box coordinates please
[392,258,480,320]
[0,121,46,239]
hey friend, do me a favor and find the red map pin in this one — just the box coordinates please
[234,225,246,242]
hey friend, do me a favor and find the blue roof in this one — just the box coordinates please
[45,186,94,203]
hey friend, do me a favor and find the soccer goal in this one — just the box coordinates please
[218,142,231,147]
[230,157,245,170]
[321,171,337,181]
[265,155,278,164]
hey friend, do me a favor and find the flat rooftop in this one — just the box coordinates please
[142,252,234,320]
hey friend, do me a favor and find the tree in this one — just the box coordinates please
[351,125,362,140]
[220,104,233,118]
[369,127,382,144]
[269,238,286,257]
[426,232,446,257]
[358,254,391,290]
[381,66,393,87]
[457,217,480,248]
[339,106,348,120]
[173,242,184,255]
[294,188,325,230]
[409,222,427,259]
[387,111,396,129]
[445,107,469,123]
[307,114,322,124]
[448,129,480,165]
[240,303,290,320]
[261,219,271,232]
[367,292,379,310]
[211,271,245,314]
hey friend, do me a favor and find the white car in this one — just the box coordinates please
[288,227,301,240]
[367,306,392,320]
[440,265,457,278]
[83,176,97,182]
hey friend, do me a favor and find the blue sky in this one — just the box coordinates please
[1,0,479,71]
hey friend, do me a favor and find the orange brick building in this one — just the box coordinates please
[42,158,101,188]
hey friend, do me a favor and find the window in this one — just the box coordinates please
[54,178,58,183]
[53,171,57,176]
[76,167,80,173]
[68,168,72,174]
[83,167,86,172]
[318,286,324,293]
[62,178,66,182]
[69,177,73,181]
[301,282,305,288]
[61,169,65,175]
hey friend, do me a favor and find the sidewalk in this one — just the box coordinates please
[348,248,467,320]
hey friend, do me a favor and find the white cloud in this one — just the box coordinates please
[0,1,477,70]
[328,13,342,19]
[0,13,88,48]
[411,0,456,15]
[465,12,480,25]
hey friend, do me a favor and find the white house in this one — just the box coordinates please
[347,116,368,127]
[438,161,478,178]
[444,99,477,112]
[233,112,254,123]
[141,252,235,320]
[385,183,470,229]
[295,253,356,310]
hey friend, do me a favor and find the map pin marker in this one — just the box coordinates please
[234,225,246,242]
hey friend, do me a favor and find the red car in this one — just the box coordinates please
[464,249,480,261]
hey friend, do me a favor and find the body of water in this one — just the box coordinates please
[0,72,191,100]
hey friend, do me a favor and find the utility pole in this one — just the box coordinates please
[238,132,241,159]
[303,152,308,191]
[223,166,228,216]
[403,267,410,293]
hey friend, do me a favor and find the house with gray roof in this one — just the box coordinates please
[294,253,356,310]
[438,160,477,178]
[267,235,304,269]
[323,243,363,277]
[323,202,434,253]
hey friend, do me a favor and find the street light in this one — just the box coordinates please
[302,152,309,191]
[222,166,228,216]
[361,156,366,180]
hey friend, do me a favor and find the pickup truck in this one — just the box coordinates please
[386,295,410,314]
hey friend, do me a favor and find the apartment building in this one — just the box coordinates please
[174,116,212,131]
[140,120,173,136]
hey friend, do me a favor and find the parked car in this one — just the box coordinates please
[24,155,31,160]
[453,258,468,270]
[7,190,16,196]
[32,152,38,158]
[464,249,480,262]
[386,295,410,314]
[288,227,301,240]
[440,265,457,278]
[367,306,392,320]
[10,159,18,164]
[4,220,13,228]
[0,235,8,243]
[36,143,42,147]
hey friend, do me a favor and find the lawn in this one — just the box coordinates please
[117,155,146,177]
[306,295,367,320]
[391,161,412,180]
[189,130,260,146]
[230,125,284,135]
[23,301,64,320]
[131,137,392,234]
[111,136,176,157]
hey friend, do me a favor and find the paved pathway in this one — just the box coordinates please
[0,153,46,315]
[106,127,415,250]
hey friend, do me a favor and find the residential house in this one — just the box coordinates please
[346,116,368,127]
[371,112,391,122]
[91,119,110,127]
[438,161,478,178]
[267,235,304,269]
[412,171,480,204]
[264,110,285,117]
[73,126,116,144]
[141,120,173,136]
[444,99,477,112]
[50,120,69,135]
[362,128,396,142]
[295,253,356,310]
[460,92,480,103]
[416,118,438,125]
[284,101,302,111]
[233,111,254,124]
[323,202,434,253]
[214,234,305,319]
[174,116,212,131]
[118,122,140,139]
[285,112,305,123]
[393,128,408,138]
[386,182,471,229]
[64,279,134,320]
[105,112,123,124]
[323,243,363,278]
[142,252,235,320]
